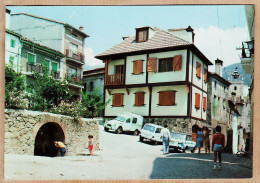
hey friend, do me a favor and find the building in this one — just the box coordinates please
[10,13,89,99]
[95,26,213,134]
[207,59,231,146]
[83,67,105,95]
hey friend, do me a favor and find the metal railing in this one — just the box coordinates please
[27,63,43,73]
[66,49,85,64]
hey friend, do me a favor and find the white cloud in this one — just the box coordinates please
[83,47,104,70]
[194,26,249,71]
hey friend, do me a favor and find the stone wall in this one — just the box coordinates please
[5,109,99,156]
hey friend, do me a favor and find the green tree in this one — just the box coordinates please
[27,64,72,111]
[81,86,111,118]
[5,64,28,109]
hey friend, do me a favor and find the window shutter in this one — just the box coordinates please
[147,57,157,72]
[203,97,207,111]
[204,69,208,83]
[52,62,58,72]
[173,55,182,71]
[135,92,145,106]
[113,93,124,107]
[195,93,200,109]
[196,62,201,78]
[133,60,143,75]
[159,91,175,106]
[28,53,35,63]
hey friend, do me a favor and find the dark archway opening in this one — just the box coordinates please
[192,125,199,142]
[34,122,65,157]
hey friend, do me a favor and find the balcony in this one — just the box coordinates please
[27,63,43,73]
[66,49,85,65]
[239,41,254,74]
[66,74,84,88]
[105,74,124,86]
[51,71,60,79]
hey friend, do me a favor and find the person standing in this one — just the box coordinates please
[54,140,66,157]
[212,126,225,169]
[161,124,171,154]
[203,127,210,154]
[88,135,94,156]
[196,128,204,154]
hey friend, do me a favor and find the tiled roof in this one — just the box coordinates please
[96,27,192,58]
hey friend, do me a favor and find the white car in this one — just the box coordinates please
[139,123,164,144]
[169,132,196,153]
[104,112,143,135]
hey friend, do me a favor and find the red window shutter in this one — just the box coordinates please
[113,93,123,107]
[203,97,207,111]
[159,91,175,106]
[147,57,157,72]
[133,60,143,75]
[195,93,200,109]
[196,62,201,78]
[135,92,145,106]
[173,55,182,71]
[204,69,208,83]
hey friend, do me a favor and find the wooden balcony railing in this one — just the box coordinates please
[66,49,85,64]
[106,74,124,85]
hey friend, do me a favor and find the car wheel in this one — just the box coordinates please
[104,127,109,132]
[116,127,123,134]
[154,141,159,145]
[182,149,186,153]
[134,130,139,136]
[191,148,195,153]
[139,136,144,142]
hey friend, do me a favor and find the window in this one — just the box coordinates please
[173,55,182,71]
[204,69,208,83]
[10,39,15,48]
[52,62,58,72]
[133,60,144,75]
[137,30,147,42]
[28,53,35,63]
[195,93,200,109]
[9,56,14,66]
[234,86,237,90]
[147,57,157,72]
[196,62,201,78]
[159,58,173,72]
[126,118,131,123]
[44,59,50,71]
[132,118,137,124]
[158,91,176,106]
[112,93,124,107]
[89,82,94,92]
[155,128,161,133]
[203,97,207,111]
[214,81,217,90]
[135,92,145,106]
[223,99,226,109]
[69,43,78,53]
[67,66,77,78]
[115,65,124,74]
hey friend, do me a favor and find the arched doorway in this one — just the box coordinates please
[34,122,65,157]
[192,124,199,142]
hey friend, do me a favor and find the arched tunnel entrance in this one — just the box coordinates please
[34,122,65,157]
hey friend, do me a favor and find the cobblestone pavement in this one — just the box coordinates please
[4,124,252,180]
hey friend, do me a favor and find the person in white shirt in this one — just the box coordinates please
[161,124,171,154]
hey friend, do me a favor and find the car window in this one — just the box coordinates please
[143,125,155,132]
[126,118,131,123]
[171,132,186,140]
[186,135,193,141]
[132,117,137,124]
[115,116,126,122]
[155,128,161,133]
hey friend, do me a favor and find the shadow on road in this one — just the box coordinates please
[149,153,252,179]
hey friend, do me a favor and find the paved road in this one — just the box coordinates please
[4,124,252,180]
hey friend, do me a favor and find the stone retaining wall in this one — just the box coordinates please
[5,109,99,156]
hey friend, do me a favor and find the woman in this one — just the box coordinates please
[203,127,210,154]
[196,128,204,154]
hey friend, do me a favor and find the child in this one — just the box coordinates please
[212,126,225,169]
[88,135,94,156]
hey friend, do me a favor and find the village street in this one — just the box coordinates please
[5,122,252,180]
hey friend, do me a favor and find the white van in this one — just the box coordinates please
[104,112,143,135]
[139,123,164,144]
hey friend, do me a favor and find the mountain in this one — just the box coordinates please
[222,63,251,85]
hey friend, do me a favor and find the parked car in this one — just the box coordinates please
[169,132,196,153]
[104,112,143,135]
[139,123,164,144]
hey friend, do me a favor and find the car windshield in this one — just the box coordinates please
[186,135,193,141]
[171,132,186,141]
[143,125,155,132]
[115,116,126,122]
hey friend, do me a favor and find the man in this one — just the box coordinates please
[54,140,66,157]
[161,124,171,154]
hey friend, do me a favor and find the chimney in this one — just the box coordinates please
[215,58,223,77]
[79,25,84,31]
[168,26,195,43]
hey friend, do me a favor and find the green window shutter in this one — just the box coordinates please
[9,56,14,66]
[10,39,15,48]
[213,97,216,116]
[52,62,58,72]
[28,53,35,63]
[45,60,50,70]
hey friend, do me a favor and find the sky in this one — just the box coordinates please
[7,5,251,71]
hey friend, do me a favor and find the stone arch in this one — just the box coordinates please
[34,122,65,157]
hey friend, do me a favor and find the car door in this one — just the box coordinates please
[154,128,162,142]
[122,118,131,131]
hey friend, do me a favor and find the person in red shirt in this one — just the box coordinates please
[88,135,94,156]
[212,126,225,169]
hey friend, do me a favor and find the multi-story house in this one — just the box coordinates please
[10,13,89,99]
[207,59,231,147]
[95,26,213,134]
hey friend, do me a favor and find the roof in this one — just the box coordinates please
[83,67,105,77]
[209,72,231,86]
[6,28,65,57]
[11,13,89,37]
[96,27,212,65]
